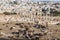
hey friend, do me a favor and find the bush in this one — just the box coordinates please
[3,12,17,15]
[53,11,60,16]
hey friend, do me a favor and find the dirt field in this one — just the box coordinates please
[0,14,60,40]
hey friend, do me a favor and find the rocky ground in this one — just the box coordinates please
[0,14,59,40]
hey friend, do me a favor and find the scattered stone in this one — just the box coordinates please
[0,28,2,30]
[15,23,21,26]
[10,27,15,30]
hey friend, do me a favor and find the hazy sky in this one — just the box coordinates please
[32,0,60,2]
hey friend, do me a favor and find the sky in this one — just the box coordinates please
[32,0,60,2]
